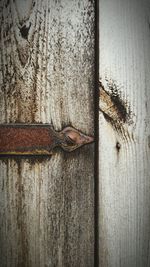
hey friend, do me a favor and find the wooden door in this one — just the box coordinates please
[0,1,95,266]
[1,1,150,267]
[99,0,150,266]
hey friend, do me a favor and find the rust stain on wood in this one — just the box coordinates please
[16,161,29,267]
[0,1,95,265]
[0,124,94,155]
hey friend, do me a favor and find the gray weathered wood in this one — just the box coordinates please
[99,0,150,266]
[0,1,95,266]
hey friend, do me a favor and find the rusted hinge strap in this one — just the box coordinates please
[0,124,94,155]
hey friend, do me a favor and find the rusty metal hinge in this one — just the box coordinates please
[0,124,94,155]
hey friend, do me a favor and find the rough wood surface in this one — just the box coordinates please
[0,1,95,266]
[99,0,150,266]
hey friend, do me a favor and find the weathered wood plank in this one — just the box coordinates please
[99,0,150,266]
[0,1,95,266]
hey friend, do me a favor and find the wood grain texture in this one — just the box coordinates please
[99,0,150,266]
[0,0,95,266]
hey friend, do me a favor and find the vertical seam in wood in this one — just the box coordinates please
[94,0,99,266]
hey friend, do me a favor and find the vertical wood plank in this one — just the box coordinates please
[0,1,95,266]
[99,0,150,266]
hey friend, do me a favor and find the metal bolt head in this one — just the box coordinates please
[60,127,94,152]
